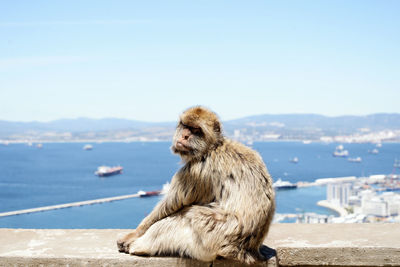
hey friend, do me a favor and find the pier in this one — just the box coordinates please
[0,193,141,218]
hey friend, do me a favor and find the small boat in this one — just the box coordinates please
[368,148,379,155]
[336,145,344,151]
[333,144,349,157]
[273,179,297,190]
[394,159,400,169]
[333,150,349,157]
[95,166,123,177]
[36,143,43,149]
[348,157,362,163]
[289,157,299,163]
[83,144,93,150]
[138,190,161,197]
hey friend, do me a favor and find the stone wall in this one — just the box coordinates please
[0,224,399,266]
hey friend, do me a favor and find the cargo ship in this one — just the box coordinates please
[138,190,161,197]
[137,182,171,197]
[95,166,123,177]
[273,179,297,190]
[348,157,362,163]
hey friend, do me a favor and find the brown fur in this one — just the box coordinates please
[117,106,275,264]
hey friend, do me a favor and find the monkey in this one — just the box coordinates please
[117,106,275,265]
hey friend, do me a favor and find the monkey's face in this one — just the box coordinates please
[171,106,223,162]
[172,122,207,158]
[174,125,193,153]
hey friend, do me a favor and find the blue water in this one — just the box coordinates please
[0,141,399,228]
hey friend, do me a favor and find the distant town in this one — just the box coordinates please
[274,173,400,224]
[1,113,400,144]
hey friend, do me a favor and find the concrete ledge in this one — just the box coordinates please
[0,224,399,266]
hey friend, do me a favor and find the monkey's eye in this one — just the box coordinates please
[190,127,202,135]
[181,122,202,136]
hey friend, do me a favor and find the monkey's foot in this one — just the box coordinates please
[128,239,150,256]
[259,245,276,261]
[117,231,139,253]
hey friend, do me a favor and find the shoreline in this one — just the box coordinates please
[2,139,400,145]
[317,200,348,217]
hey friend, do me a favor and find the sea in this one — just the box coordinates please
[0,141,399,229]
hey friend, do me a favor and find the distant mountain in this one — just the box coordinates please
[0,118,174,135]
[225,113,400,132]
[1,113,400,142]
[45,118,159,132]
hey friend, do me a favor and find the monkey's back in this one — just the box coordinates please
[208,139,275,236]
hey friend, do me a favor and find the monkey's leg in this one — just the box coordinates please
[187,205,262,265]
[129,211,218,262]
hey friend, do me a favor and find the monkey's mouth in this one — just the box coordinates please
[176,141,190,152]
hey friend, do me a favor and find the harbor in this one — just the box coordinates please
[2,173,399,222]
[1,141,399,228]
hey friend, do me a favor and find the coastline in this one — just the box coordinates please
[317,200,348,217]
[2,139,400,145]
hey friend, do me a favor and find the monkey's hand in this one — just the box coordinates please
[117,230,140,253]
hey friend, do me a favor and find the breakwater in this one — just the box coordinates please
[0,193,140,218]
[317,200,348,217]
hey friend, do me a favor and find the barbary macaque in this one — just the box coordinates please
[118,106,275,264]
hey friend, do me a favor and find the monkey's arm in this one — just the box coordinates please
[117,171,191,252]
[135,172,189,237]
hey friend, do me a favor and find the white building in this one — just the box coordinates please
[381,192,400,216]
[327,183,352,206]
[362,197,388,217]
[361,192,400,217]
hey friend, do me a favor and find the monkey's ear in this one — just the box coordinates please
[213,121,221,133]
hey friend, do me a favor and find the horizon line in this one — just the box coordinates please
[1,112,400,124]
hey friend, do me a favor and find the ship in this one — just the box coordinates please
[83,144,93,150]
[333,145,349,157]
[368,148,379,155]
[94,166,123,177]
[289,157,299,163]
[348,157,362,163]
[138,190,161,197]
[138,182,171,197]
[394,159,400,169]
[273,179,297,190]
[333,150,349,157]
[336,145,344,150]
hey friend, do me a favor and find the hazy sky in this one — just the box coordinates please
[1,1,399,122]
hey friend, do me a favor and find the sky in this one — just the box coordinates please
[0,0,399,122]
